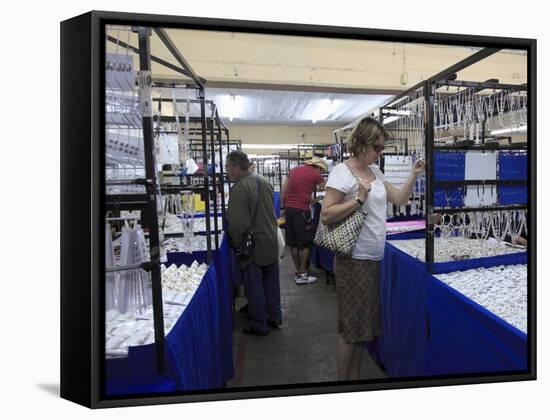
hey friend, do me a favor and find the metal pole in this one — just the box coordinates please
[278,156,282,194]
[216,116,228,231]
[424,81,436,274]
[153,28,207,87]
[135,26,166,374]
[106,35,190,79]
[199,87,212,262]
[209,117,220,250]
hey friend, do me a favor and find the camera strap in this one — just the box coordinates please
[250,175,261,233]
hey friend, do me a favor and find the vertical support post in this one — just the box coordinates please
[216,121,227,231]
[209,115,219,250]
[199,87,212,262]
[278,156,282,193]
[424,81,435,273]
[378,107,386,171]
[135,26,166,373]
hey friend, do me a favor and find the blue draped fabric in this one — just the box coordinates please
[317,246,335,273]
[162,263,224,390]
[273,191,281,218]
[370,241,528,378]
[425,276,527,375]
[379,243,429,376]
[310,244,320,268]
[166,250,209,267]
[214,238,236,382]
[106,236,234,395]
[433,251,527,274]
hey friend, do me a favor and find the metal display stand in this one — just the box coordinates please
[104,27,166,373]
[105,25,231,375]
[377,48,528,272]
[153,98,228,250]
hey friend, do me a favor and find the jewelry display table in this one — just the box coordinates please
[366,238,527,377]
[106,236,234,395]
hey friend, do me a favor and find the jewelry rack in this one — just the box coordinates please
[105,25,218,374]
[254,155,283,191]
[151,95,229,251]
[105,26,167,373]
[377,47,528,272]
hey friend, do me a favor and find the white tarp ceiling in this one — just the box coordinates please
[158,87,392,126]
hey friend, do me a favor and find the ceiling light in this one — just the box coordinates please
[241,144,305,150]
[311,99,342,124]
[219,94,244,122]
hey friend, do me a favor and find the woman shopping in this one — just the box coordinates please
[320,116,425,380]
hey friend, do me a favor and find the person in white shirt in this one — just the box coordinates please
[320,116,425,380]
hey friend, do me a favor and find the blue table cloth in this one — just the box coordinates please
[273,191,281,218]
[106,236,234,395]
[425,276,527,375]
[377,242,429,377]
[370,240,528,377]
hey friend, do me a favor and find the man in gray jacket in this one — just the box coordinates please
[226,150,282,336]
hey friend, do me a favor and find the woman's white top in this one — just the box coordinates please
[325,162,387,261]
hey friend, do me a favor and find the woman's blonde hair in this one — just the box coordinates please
[347,116,390,157]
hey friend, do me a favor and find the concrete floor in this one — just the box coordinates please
[227,247,386,388]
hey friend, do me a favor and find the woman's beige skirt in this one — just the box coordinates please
[334,255,382,344]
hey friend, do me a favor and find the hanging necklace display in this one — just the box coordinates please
[502,210,513,241]
[106,223,118,311]
[183,91,191,164]
[180,191,195,253]
[485,91,496,125]
[172,89,191,168]
[520,93,528,125]
[497,90,507,128]
[459,212,470,238]
[519,209,528,236]
[475,93,485,126]
[489,210,501,240]
[118,222,152,316]
[482,211,492,241]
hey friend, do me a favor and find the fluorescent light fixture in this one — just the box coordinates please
[490,125,527,135]
[242,144,302,150]
[248,154,279,159]
[310,99,343,124]
[219,95,245,121]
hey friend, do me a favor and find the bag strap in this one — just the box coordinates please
[251,175,261,230]
[343,160,362,182]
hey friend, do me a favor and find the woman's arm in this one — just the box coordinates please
[384,160,424,206]
[320,187,361,225]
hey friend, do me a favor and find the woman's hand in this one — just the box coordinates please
[412,159,425,175]
[357,179,372,202]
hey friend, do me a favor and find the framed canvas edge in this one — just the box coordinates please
[60,10,537,409]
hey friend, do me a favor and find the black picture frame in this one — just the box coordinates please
[60,10,536,409]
